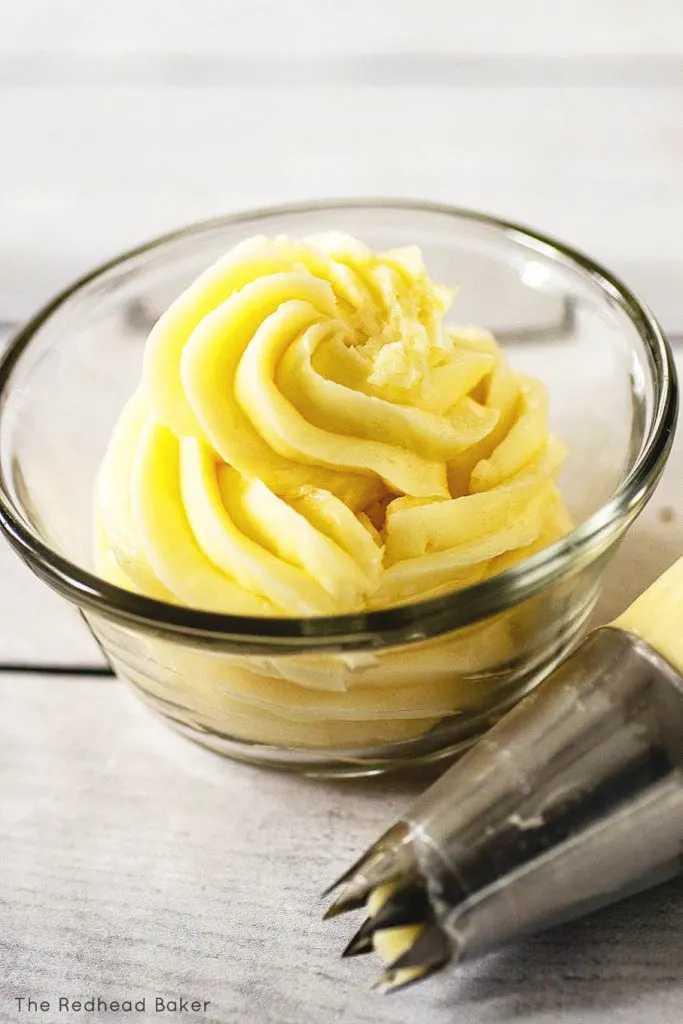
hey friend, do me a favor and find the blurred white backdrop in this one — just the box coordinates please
[1,0,682,327]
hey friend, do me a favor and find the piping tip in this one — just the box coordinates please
[372,969,424,995]
[341,877,432,955]
[323,887,368,920]
[321,845,380,899]
[327,626,683,991]
[370,920,452,993]
[372,952,447,995]
[322,822,411,897]
[322,822,415,917]
[386,924,452,972]
[341,918,375,957]
[366,881,452,992]
[367,882,431,932]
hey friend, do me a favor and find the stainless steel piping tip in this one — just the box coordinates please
[325,627,683,990]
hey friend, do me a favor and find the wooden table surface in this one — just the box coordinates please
[2,3,683,1021]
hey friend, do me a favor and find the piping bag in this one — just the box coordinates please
[323,556,683,992]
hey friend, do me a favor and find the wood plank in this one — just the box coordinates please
[0,53,681,89]
[0,546,103,666]
[0,85,681,327]
[3,0,683,57]
[2,671,683,1023]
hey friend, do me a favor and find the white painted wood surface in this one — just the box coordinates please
[3,0,683,56]
[2,3,683,1020]
[3,672,683,1024]
[1,86,682,328]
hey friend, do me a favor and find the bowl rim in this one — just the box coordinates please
[0,197,677,653]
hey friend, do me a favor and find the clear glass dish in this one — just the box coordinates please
[0,201,676,776]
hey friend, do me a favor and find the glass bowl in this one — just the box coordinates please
[0,200,676,776]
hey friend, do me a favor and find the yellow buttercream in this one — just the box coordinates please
[96,233,569,616]
[93,234,572,750]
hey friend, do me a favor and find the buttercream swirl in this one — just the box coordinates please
[95,234,571,617]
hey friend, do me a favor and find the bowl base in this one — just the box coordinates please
[123,623,588,777]
[161,716,476,778]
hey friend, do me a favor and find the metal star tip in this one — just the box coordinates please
[368,924,452,993]
[371,958,446,995]
[322,822,413,901]
[371,969,420,995]
[386,924,452,972]
[322,886,368,920]
[322,822,417,920]
[368,883,431,931]
[324,627,683,995]
[341,918,375,957]
[326,838,452,991]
